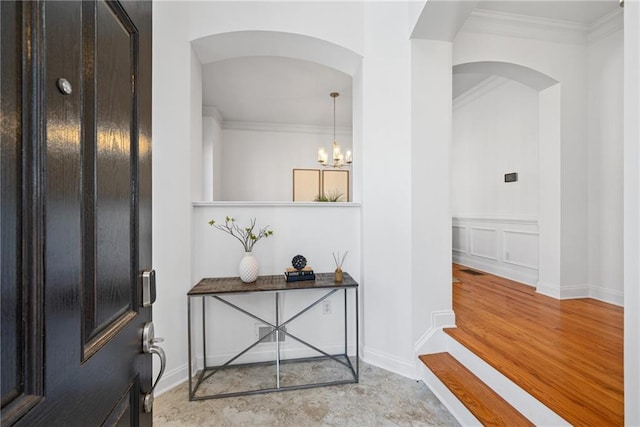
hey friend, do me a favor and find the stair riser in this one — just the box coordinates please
[417,362,483,427]
[445,333,570,426]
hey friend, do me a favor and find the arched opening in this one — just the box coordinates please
[190,31,363,203]
[192,30,362,76]
[451,61,560,293]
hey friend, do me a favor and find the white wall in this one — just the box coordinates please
[202,110,223,201]
[193,205,361,279]
[452,78,539,218]
[202,116,214,201]
[219,124,352,201]
[191,204,361,367]
[152,2,194,393]
[624,0,640,422]
[587,25,624,305]
[191,50,203,201]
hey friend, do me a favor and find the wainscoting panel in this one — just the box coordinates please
[503,230,539,270]
[452,217,539,286]
[452,226,468,253]
[470,227,498,260]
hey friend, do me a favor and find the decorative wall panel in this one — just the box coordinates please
[470,227,498,260]
[452,216,539,286]
[452,226,467,253]
[503,229,539,270]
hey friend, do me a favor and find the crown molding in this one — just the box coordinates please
[202,105,223,126]
[202,105,353,135]
[460,9,588,45]
[588,8,623,44]
[222,120,352,136]
[453,75,510,111]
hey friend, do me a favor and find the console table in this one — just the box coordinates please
[187,272,359,400]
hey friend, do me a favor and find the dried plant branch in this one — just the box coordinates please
[208,216,273,252]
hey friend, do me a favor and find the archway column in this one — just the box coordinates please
[537,84,563,296]
[359,1,415,376]
[411,39,456,355]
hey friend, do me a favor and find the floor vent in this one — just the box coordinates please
[460,269,485,276]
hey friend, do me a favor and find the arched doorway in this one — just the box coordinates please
[452,61,560,295]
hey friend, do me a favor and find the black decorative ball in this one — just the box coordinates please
[292,255,307,270]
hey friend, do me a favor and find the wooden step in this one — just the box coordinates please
[419,352,534,427]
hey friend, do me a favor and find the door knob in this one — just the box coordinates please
[141,322,166,413]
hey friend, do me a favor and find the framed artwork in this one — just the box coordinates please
[322,170,349,202]
[292,169,321,201]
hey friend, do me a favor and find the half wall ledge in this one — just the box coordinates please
[193,201,362,208]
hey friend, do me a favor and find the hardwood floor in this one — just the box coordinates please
[447,264,624,426]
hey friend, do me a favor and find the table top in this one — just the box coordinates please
[188,272,358,296]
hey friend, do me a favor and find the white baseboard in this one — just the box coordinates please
[454,253,538,286]
[535,280,562,298]
[537,281,590,300]
[458,253,624,306]
[559,284,590,299]
[156,344,357,397]
[589,285,624,306]
[155,362,190,397]
[361,347,417,379]
[158,346,415,395]
[538,280,623,306]
[200,344,357,367]
[414,310,456,355]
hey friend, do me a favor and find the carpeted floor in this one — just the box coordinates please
[154,361,459,426]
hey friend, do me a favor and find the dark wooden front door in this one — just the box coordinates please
[1,1,153,425]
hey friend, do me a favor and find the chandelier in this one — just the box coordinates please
[317,92,352,168]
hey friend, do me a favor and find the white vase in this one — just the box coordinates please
[239,251,259,283]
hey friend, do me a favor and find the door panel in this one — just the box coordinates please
[94,0,134,334]
[82,0,138,358]
[1,2,46,423]
[1,3,45,420]
[0,1,153,425]
[104,379,137,427]
[1,0,23,403]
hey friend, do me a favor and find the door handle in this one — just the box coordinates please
[142,322,166,413]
